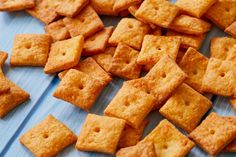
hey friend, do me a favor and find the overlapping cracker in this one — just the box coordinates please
[20,115,77,157]
[0,51,8,67]
[76,114,126,154]
[83,27,114,56]
[90,0,118,16]
[109,18,150,50]
[190,112,236,156]
[10,34,52,67]
[140,119,195,157]
[230,98,236,111]
[113,0,142,12]
[0,0,35,11]
[176,49,186,64]
[63,5,104,38]
[225,21,236,38]
[109,43,142,79]
[223,116,236,152]
[44,36,84,74]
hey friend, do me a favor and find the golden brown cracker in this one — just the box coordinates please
[223,116,236,152]
[230,98,236,111]
[225,21,236,38]
[113,0,142,12]
[0,51,8,67]
[0,0,35,11]
[90,0,118,16]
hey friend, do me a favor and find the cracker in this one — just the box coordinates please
[189,112,236,156]
[205,0,236,29]
[83,26,114,56]
[113,0,142,12]
[63,5,104,38]
[230,98,236,111]
[58,57,112,85]
[0,0,35,11]
[175,0,217,18]
[109,18,150,50]
[0,51,8,67]
[104,83,155,128]
[10,34,52,67]
[56,0,89,17]
[140,119,195,157]
[160,84,212,133]
[176,49,186,64]
[169,15,211,35]
[90,0,118,16]
[44,19,70,42]
[93,47,116,72]
[137,35,181,68]
[20,115,77,157]
[225,21,236,38]
[0,71,29,118]
[223,116,236,152]
[44,36,84,74]
[166,30,205,50]
[118,119,148,148]
[179,47,208,93]
[202,58,236,97]
[26,0,60,24]
[76,114,126,154]
[116,142,156,157]
[109,43,142,79]
[210,37,236,61]
[135,0,179,28]
[53,69,105,111]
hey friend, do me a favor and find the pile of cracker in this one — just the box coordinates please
[0,0,236,157]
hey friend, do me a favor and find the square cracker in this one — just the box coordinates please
[210,37,236,61]
[160,84,212,133]
[26,0,60,24]
[83,26,114,56]
[0,51,8,67]
[0,70,29,118]
[53,69,106,111]
[169,15,211,35]
[76,114,126,154]
[140,119,195,157]
[44,19,70,42]
[56,0,89,17]
[189,112,236,156]
[223,116,236,152]
[20,115,77,157]
[90,0,118,16]
[179,47,208,93]
[93,47,116,72]
[63,5,104,38]
[10,34,52,67]
[175,0,217,18]
[109,18,150,50]
[0,0,35,11]
[116,142,156,157]
[135,0,179,28]
[225,21,236,38]
[113,0,142,12]
[205,0,236,29]
[118,119,148,148]
[137,35,181,68]
[202,58,236,97]
[109,43,142,80]
[104,83,155,128]
[58,57,112,85]
[44,35,84,74]
[230,98,236,111]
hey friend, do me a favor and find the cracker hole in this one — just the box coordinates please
[81,18,85,22]
[193,70,198,75]
[125,60,130,64]
[90,37,95,41]
[210,130,215,135]
[78,84,84,90]
[128,24,133,29]
[224,47,229,52]
[43,133,49,139]
[185,101,190,106]
[156,47,161,51]
[94,127,100,133]
[225,8,230,12]
[163,144,168,149]
[25,43,31,49]
[161,73,166,78]
[220,73,225,77]
[62,52,66,56]
[124,100,130,106]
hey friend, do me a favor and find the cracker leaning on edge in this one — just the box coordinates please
[0,0,35,11]
[0,51,8,67]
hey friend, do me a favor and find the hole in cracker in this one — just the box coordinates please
[94,127,100,133]
[43,133,49,139]
[210,130,215,135]
[124,100,130,106]
[225,8,230,12]
[161,73,166,78]
[90,37,95,41]
[62,52,66,56]
[185,101,190,106]
[220,73,225,77]
[163,144,168,149]
[128,24,133,29]
[193,70,198,75]
[224,47,229,52]
[25,43,31,49]
[78,84,84,90]
[81,18,85,22]
[125,60,130,64]
[156,46,161,51]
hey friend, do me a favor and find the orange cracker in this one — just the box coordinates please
[223,116,236,152]
[113,0,142,12]
[83,26,114,56]
[169,15,211,35]
[26,0,60,24]
[205,0,236,29]
[63,5,104,38]
[53,69,106,111]
[44,19,70,42]
[20,115,77,157]
[202,58,236,97]
[58,57,112,85]
[210,37,236,61]
[0,51,8,67]
[118,119,148,148]
[109,18,150,50]
[225,21,236,38]
[76,114,126,154]
[175,0,217,18]
[44,36,84,74]
[109,43,142,80]
[56,0,89,17]
[189,112,236,156]
[104,83,155,128]
[140,119,195,157]
[135,0,179,28]
[179,47,208,93]
[0,0,35,11]
[90,0,118,16]
[230,98,236,111]
[160,84,212,133]
[10,34,52,67]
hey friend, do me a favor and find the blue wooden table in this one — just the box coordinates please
[0,1,235,157]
